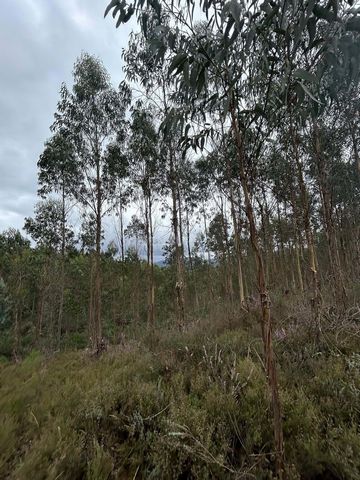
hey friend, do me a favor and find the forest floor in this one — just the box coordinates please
[1,296,360,479]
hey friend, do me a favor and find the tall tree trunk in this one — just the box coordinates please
[259,192,270,283]
[13,272,23,361]
[119,193,125,262]
[202,206,211,265]
[202,205,214,300]
[228,167,245,307]
[290,190,304,293]
[186,207,193,271]
[146,189,155,327]
[294,240,304,293]
[313,122,346,305]
[220,197,234,302]
[230,103,285,478]
[290,118,321,328]
[277,201,286,286]
[92,159,102,353]
[349,118,360,174]
[57,184,66,349]
[170,155,185,330]
[177,185,185,262]
[36,289,45,343]
[186,207,199,309]
[36,258,49,344]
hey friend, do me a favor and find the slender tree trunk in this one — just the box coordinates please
[186,208,193,270]
[13,272,23,361]
[170,155,185,330]
[89,258,95,343]
[57,184,66,349]
[92,158,102,353]
[36,289,45,342]
[295,241,304,293]
[202,205,211,265]
[313,122,346,305]
[146,189,155,327]
[230,103,285,478]
[186,207,199,308]
[290,118,321,328]
[349,119,360,174]
[290,190,304,293]
[36,258,49,344]
[177,185,185,262]
[118,191,125,320]
[259,198,270,282]
[119,193,125,262]
[277,201,287,286]
[202,205,214,300]
[228,167,245,307]
[220,197,234,302]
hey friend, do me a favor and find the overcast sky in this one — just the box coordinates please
[0,0,133,235]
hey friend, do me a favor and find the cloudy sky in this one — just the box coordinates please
[0,0,133,234]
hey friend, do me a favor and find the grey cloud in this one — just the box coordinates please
[0,0,131,232]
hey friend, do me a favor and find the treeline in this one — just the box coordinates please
[1,52,358,356]
[1,1,360,476]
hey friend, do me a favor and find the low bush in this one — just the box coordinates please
[0,312,359,479]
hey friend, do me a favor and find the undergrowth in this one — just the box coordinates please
[1,303,360,479]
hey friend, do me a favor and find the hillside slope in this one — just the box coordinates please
[1,308,360,479]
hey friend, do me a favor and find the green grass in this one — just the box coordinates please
[1,309,360,479]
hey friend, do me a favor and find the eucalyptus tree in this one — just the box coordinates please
[177,157,197,269]
[306,120,348,302]
[274,0,360,316]
[120,13,189,329]
[125,215,147,322]
[52,53,130,352]
[37,131,79,344]
[0,229,31,358]
[105,140,131,262]
[38,132,78,249]
[129,105,160,326]
[204,136,247,305]
[175,158,202,308]
[303,65,360,298]
[337,86,360,175]
[24,199,76,344]
[24,199,75,253]
[207,210,234,298]
[106,1,287,470]
[266,142,305,292]
[106,0,360,474]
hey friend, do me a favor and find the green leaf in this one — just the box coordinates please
[197,67,206,96]
[190,63,198,89]
[112,5,121,19]
[169,53,188,75]
[183,60,189,85]
[123,6,135,23]
[228,24,241,46]
[229,0,242,30]
[313,5,336,22]
[224,16,235,44]
[245,28,255,51]
[293,68,318,83]
[104,0,118,18]
[298,81,322,104]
